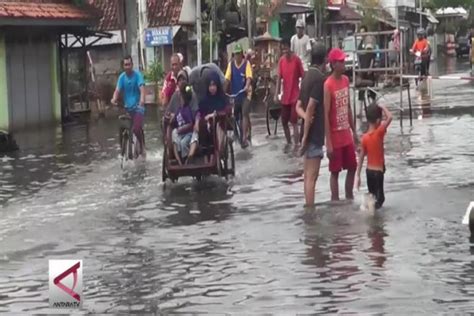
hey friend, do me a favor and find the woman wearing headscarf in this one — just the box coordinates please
[187,70,231,162]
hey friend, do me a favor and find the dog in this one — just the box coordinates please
[0,131,19,153]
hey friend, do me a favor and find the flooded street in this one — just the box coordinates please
[0,59,473,313]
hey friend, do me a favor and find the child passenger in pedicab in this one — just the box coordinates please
[187,71,231,163]
[170,85,195,165]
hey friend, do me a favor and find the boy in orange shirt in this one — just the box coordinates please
[355,103,392,209]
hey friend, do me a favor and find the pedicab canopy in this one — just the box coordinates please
[189,63,226,103]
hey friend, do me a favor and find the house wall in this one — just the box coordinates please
[0,34,9,130]
[87,44,123,83]
[51,41,61,121]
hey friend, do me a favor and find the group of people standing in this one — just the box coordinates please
[111,20,392,210]
[276,20,392,209]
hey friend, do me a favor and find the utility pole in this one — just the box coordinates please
[247,0,252,48]
[419,0,423,27]
[196,0,202,66]
[118,0,127,56]
[211,0,217,62]
[125,0,139,67]
[138,0,148,68]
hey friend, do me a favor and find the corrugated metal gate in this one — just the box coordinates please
[6,35,53,131]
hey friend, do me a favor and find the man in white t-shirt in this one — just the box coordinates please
[291,20,311,71]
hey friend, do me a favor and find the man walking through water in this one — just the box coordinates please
[324,48,358,201]
[275,38,305,146]
[291,19,311,71]
[111,55,146,157]
[296,42,327,207]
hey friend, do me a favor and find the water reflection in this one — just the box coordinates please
[366,215,388,268]
[162,180,234,226]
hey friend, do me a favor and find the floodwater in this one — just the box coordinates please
[0,59,473,314]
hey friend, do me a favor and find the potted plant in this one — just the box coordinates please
[144,61,164,105]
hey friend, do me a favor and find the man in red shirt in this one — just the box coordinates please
[324,48,358,201]
[274,39,305,145]
[161,54,182,108]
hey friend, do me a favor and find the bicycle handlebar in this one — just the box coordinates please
[226,89,247,99]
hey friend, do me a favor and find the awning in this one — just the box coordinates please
[417,10,439,24]
[60,29,114,49]
[254,32,281,43]
[65,30,119,48]
[405,10,439,26]
[277,2,313,15]
[326,5,362,25]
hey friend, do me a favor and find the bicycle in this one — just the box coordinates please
[227,89,251,148]
[118,113,145,168]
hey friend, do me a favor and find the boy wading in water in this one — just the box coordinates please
[355,103,392,209]
[297,42,327,207]
[324,48,358,201]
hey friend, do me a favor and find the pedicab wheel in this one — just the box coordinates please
[213,117,223,178]
[162,150,168,182]
[222,138,230,180]
[228,139,235,177]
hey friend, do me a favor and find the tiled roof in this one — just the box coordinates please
[88,0,120,31]
[147,0,183,27]
[0,0,97,20]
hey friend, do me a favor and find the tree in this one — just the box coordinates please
[358,0,380,31]
[312,0,326,38]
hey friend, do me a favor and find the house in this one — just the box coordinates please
[0,0,99,131]
[145,0,196,71]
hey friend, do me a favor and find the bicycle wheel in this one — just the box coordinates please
[121,130,129,169]
[233,118,242,145]
[128,132,134,160]
[162,149,168,182]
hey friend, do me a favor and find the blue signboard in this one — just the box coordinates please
[144,27,173,47]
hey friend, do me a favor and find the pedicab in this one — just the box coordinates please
[162,65,235,182]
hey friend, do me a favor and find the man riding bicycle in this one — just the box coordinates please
[410,28,430,77]
[111,55,146,157]
[224,44,253,148]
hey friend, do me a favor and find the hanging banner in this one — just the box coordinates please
[144,27,173,47]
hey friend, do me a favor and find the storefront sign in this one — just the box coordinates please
[144,27,173,47]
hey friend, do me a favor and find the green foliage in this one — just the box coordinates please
[144,61,164,84]
[202,28,220,63]
[358,0,380,31]
[312,0,328,37]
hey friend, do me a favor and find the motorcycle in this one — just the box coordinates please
[414,51,423,86]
